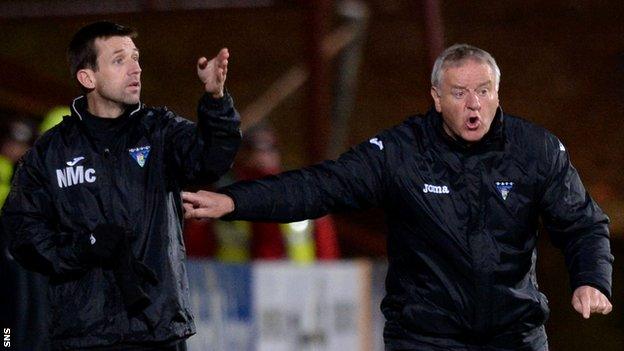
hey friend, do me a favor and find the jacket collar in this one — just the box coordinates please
[70,95,142,121]
[428,106,505,153]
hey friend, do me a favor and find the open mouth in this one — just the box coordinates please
[466,116,480,130]
[128,82,140,88]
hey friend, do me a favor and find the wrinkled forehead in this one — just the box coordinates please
[441,58,495,83]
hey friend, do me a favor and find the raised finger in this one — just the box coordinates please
[197,57,208,70]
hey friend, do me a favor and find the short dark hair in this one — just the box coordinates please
[68,21,137,79]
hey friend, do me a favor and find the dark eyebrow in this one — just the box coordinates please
[112,48,139,55]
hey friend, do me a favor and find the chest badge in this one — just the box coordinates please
[495,181,514,200]
[128,146,151,168]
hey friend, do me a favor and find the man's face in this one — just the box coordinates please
[431,59,499,143]
[87,36,142,109]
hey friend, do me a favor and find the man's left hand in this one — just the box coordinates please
[197,48,229,98]
[572,285,612,319]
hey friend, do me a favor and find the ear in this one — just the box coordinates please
[76,69,96,90]
[430,87,442,112]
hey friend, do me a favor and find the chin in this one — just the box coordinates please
[124,96,141,105]
[461,131,486,143]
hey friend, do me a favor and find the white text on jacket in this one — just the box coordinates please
[56,166,96,188]
[422,183,450,194]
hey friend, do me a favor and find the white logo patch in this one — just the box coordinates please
[66,156,85,166]
[495,181,514,200]
[89,234,96,245]
[422,183,450,194]
[369,138,384,150]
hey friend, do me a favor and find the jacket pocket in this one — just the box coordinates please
[48,270,110,338]
[399,293,463,336]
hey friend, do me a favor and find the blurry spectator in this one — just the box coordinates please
[213,124,340,263]
[0,117,49,350]
[0,119,33,206]
[39,105,70,134]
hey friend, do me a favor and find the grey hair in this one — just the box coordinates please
[431,44,501,91]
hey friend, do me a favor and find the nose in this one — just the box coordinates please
[129,60,141,76]
[466,92,481,111]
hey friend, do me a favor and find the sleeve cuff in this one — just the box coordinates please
[216,187,239,221]
[199,89,233,111]
[570,272,612,300]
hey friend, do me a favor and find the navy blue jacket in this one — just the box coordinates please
[2,93,241,349]
[220,108,612,350]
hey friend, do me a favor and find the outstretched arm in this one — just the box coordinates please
[182,133,390,223]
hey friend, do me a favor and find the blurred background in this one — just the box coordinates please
[0,0,622,350]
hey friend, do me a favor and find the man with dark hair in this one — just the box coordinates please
[67,21,137,84]
[182,44,613,350]
[1,21,241,350]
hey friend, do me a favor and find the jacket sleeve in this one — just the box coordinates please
[220,136,388,222]
[538,134,613,298]
[164,91,241,186]
[1,149,88,277]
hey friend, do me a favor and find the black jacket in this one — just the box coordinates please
[220,108,612,350]
[1,93,241,349]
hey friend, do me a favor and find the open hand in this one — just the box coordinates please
[197,48,229,98]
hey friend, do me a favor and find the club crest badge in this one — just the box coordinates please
[495,181,514,200]
[128,146,151,168]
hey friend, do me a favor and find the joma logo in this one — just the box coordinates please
[422,183,450,194]
[56,166,96,188]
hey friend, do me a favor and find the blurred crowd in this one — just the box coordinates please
[0,113,53,350]
[184,123,341,262]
